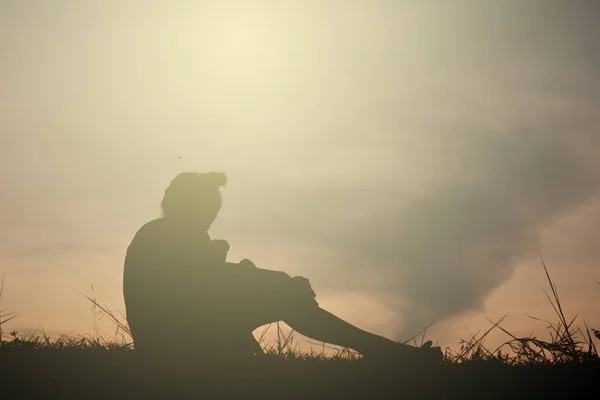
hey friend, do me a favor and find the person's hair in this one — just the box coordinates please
[160,172,227,223]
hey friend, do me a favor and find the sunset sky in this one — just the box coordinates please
[1,0,599,349]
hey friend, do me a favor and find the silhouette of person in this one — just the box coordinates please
[123,172,441,363]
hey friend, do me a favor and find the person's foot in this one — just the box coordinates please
[362,340,443,366]
[418,340,444,364]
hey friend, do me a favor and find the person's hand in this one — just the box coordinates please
[210,239,230,263]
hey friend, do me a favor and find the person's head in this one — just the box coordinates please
[161,172,227,230]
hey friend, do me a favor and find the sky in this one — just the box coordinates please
[1,0,600,350]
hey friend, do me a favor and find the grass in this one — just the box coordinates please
[0,260,599,399]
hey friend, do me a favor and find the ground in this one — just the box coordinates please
[1,342,598,399]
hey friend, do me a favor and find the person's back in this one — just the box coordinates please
[123,217,222,356]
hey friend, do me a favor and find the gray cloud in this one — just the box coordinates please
[360,134,599,335]
[258,131,600,339]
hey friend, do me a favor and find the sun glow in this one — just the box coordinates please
[200,6,285,83]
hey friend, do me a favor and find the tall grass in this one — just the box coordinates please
[444,256,599,365]
[0,276,19,342]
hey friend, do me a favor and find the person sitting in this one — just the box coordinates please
[123,172,442,364]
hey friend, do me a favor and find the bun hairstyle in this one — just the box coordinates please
[205,171,227,188]
[161,172,227,221]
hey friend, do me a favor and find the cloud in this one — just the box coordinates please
[372,134,599,331]
[267,131,600,339]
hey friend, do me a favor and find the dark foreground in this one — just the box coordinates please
[1,346,599,400]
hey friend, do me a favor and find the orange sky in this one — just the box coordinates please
[1,1,599,351]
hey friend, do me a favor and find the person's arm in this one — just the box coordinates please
[209,239,290,276]
[210,239,314,296]
[208,239,230,265]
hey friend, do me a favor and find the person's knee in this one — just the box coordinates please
[287,276,318,305]
[239,258,257,268]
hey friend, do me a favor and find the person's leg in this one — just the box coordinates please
[229,267,396,354]
[229,285,401,355]
[221,264,438,359]
[283,306,398,355]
